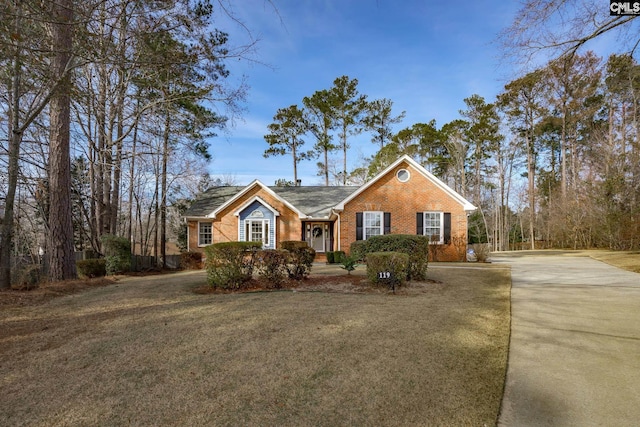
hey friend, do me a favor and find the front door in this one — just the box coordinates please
[310,223,325,252]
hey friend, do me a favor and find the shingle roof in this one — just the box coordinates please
[184,185,359,219]
[271,186,358,218]
[185,186,245,218]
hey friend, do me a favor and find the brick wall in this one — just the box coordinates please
[339,161,469,261]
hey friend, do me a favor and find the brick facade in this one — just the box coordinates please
[186,156,474,262]
[339,161,469,261]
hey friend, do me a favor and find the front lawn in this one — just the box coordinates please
[0,266,510,426]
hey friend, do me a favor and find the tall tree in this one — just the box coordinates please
[460,94,503,245]
[437,120,470,196]
[47,0,75,281]
[303,89,336,186]
[329,76,367,185]
[363,98,406,150]
[545,52,602,196]
[263,104,311,183]
[498,70,548,249]
[460,94,502,205]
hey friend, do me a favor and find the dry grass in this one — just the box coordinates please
[587,250,640,273]
[0,266,510,426]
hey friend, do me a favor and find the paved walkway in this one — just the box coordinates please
[493,252,640,426]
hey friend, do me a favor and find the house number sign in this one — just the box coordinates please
[377,270,396,292]
[377,271,392,280]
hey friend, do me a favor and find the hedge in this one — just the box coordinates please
[365,251,409,289]
[350,234,429,280]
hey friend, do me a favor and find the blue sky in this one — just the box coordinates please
[209,0,522,186]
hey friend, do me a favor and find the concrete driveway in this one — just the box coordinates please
[493,251,640,426]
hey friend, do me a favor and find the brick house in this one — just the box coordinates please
[184,155,476,261]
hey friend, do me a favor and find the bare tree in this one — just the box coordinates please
[501,0,640,64]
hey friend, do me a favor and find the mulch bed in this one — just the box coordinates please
[193,274,444,295]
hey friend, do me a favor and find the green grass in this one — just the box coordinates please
[0,266,510,426]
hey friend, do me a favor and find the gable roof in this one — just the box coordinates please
[184,155,476,221]
[334,155,477,212]
[184,181,358,220]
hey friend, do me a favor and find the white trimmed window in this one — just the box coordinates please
[364,211,383,240]
[198,222,212,246]
[424,212,443,244]
[245,219,269,246]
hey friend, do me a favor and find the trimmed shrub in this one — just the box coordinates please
[280,241,316,280]
[257,249,288,288]
[326,251,335,264]
[180,251,203,270]
[204,241,261,289]
[101,234,131,274]
[366,251,409,289]
[351,234,429,280]
[77,259,107,278]
[349,240,369,262]
[333,250,346,263]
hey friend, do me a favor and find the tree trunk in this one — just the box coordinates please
[0,0,23,289]
[160,108,171,268]
[527,133,536,250]
[292,143,298,183]
[48,0,76,281]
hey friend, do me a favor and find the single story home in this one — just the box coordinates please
[184,155,476,261]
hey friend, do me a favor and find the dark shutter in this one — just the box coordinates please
[384,212,391,234]
[416,212,423,235]
[301,221,306,241]
[356,212,363,240]
[444,213,451,244]
[329,223,334,251]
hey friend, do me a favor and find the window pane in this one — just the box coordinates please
[251,221,262,242]
[424,212,441,242]
[199,223,212,245]
[364,212,382,239]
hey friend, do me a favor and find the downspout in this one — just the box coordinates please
[185,217,190,252]
[336,211,341,251]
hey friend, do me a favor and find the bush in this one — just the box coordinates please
[12,265,42,290]
[257,249,288,288]
[280,241,316,280]
[349,240,369,262]
[204,241,261,289]
[101,234,131,275]
[365,252,409,289]
[350,234,429,280]
[76,259,107,278]
[326,251,335,264]
[340,255,358,274]
[180,251,203,270]
[325,250,346,264]
[334,250,346,263]
[471,243,491,262]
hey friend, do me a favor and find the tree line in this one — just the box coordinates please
[265,52,640,252]
[0,0,248,288]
